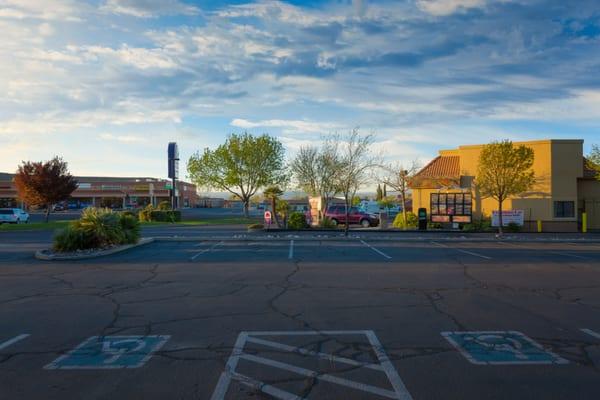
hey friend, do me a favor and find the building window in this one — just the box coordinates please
[430,193,472,216]
[554,201,575,218]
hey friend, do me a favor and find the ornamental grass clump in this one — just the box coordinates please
[53,208,140,252]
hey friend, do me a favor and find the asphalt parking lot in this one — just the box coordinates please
[1,233,600,399]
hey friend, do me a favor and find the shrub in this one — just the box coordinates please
[121,210,137,219]
[462,218,492,232]
[138,205,181,223]
[52,207,140,252]
[119,213,141,244]
[53,224,94,252]
[288,212,308,230]
[428,222,443,230]
[157,200,172,210]
[392,212,418,229]
[506,221,522,233]
[247,223,264,230]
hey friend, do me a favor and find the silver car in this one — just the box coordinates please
[0,208,30,224]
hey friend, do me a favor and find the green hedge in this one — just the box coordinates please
[138,207,181,223]
[53,208,140,252]
[288,212,308,230]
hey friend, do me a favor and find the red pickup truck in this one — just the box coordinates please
[324,206,379,228]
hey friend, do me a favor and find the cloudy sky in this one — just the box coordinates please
[1,0,599,179]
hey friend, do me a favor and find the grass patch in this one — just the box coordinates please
[0,221,71,231]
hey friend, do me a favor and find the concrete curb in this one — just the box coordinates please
[151,236,600,243]
[35,238,155,261]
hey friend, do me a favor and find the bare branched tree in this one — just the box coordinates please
[334,129,379,236]
[290,139,342,223]
[382,160,421,228]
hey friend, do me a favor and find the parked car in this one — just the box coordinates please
[53,203,66,212]
[324,206,379,227]
[0,208,30,224]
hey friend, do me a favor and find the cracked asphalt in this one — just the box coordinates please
[1,229,600,399]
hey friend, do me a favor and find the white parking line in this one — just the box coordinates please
[288,240,294,259]
[581,328,600,340]
[245,336,385,371]
[211,330,413,400]
[239,353,401,399]
[0,334,30,350]
[360,239,392,260]
[550,251,589,260]
[430,241,491,260]
[456,249,492,260]
[190,241,224,261]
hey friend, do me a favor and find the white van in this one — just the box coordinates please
[0,208,30,224]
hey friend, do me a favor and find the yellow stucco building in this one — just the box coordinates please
[410,139,600,232]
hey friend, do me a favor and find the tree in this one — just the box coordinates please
[263,185,284,228]
[376,184,383,201]
[290,139,342,224]
[382,160,420,229]
[187,133,288,217]
[476,140,535,234]
[14,157,78,222]
[334,129,379,236]
[587,145,600,179]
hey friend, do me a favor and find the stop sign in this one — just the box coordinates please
[264,211,272,225]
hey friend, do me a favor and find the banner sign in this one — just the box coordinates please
[492,210,524,227]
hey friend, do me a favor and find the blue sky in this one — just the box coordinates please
[1,0,599,180]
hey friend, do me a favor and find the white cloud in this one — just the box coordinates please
[230,118,342,135]
[99,133,145,143]
[416,0,486,16]
[0,0,84,21]
[37,22,54,36]
[81,45,178,70]
[100,0,200,18]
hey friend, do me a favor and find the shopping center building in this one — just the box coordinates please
[0,173,199,209]
[409,139,600,232]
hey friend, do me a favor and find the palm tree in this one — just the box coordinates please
[263,186,284,228]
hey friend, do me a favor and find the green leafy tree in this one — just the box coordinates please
[587,144,600,179]
[476,140,535,234]
[14,157,78,222]
[187,133,288,217]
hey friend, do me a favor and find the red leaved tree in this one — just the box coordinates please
[14,157,78,222]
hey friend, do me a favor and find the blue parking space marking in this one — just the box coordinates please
[442,331,568,365]
[44,335,170,370]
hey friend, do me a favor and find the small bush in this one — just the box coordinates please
[53,207,140,252]
[248,223,264,230]
[53,225,94,252]
[463,218,492,232]
[138,205,181,223]
[121,210,138,219]
[428,222,443,230]
[157,201,172,210]
[506,222,522,233]
[288,212,308,230]
[392,212,418,229]
[320,217,337,229]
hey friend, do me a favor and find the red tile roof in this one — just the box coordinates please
[414,156,460,179]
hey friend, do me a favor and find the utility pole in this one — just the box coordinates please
[168,142,179,209]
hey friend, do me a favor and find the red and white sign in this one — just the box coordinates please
[492,210,524,227]
[264,211,272,225]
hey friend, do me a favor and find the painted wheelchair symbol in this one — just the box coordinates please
[101,338,147,364]
[45,335,170,369]
[442,331,568,365]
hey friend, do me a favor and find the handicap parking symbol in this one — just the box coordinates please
[442,331,568,365]
[45,335,170,369]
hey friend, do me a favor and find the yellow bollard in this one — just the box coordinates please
[537,220,542,233]
[582,212,587,233]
